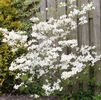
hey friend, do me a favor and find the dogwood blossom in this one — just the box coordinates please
[1,0,99,97]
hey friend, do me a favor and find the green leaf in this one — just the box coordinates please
[20,74,28,81]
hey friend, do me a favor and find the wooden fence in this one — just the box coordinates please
[40,0,101,54]
[39,0,101,94]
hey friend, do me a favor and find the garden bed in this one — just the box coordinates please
[0,95,33,100]
[0,95,59,100]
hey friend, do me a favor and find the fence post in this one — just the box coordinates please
[93,0,101,94]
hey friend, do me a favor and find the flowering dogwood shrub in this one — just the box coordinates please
[0,0,100,98]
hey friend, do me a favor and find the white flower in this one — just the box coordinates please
[14,82,24,90]
[46,8,48,11]
[30,17,39,23]
[61,71,71,79]
[79,16,88,24]
[58,2,67,7]
[34,94,39,99]
[69,0,75,4]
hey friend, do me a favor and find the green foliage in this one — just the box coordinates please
[15,72,45,96]
[57,90,94,100]
[0,0,40,31]
[93,93,101,100]
[0,41,15,94]
[13,0,40,32]
[15,47,28,57]
[0,0,22,31]
[0,32,3,43]
[71,90,93,100]
[55,66,95,100]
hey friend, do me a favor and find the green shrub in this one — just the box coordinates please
[0,0,40,32]
[0,0,40,95]
[0,32,15,95]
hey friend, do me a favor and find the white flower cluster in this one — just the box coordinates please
[1,1,99,97]
[61,46,101,80]
[58,39,77,48]
[0,28,28,51]
[58,1,94,25]
[59,0,75,8]
[42,79,63,96]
